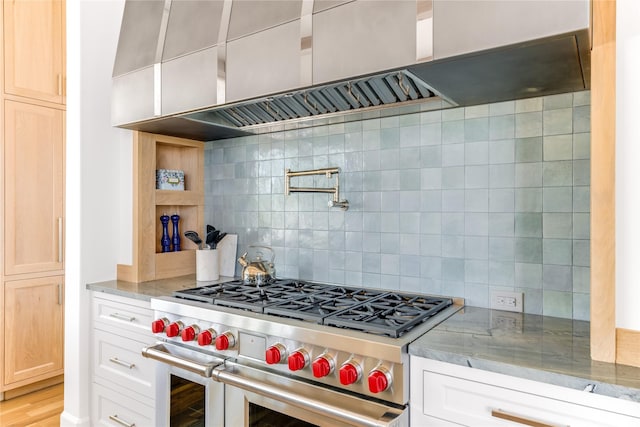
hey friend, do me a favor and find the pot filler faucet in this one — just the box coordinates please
[285,167,349,210]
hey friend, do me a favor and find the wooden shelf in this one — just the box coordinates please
[117,132,204,283]
[155,190,203,206]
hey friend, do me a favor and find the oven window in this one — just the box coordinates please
[249,403,318,427]
[171,374,205,427]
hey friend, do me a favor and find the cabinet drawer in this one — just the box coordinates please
[92,293,153,337]
[421,370,640,427]
[93,329,155,398]
[92,382,154,427]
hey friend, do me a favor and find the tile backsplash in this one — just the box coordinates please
[205,91,590,320]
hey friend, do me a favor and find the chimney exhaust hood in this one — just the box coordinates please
[112,0,591,142]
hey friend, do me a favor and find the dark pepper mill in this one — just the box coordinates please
[160,213,171,253]
[171,213,181,251]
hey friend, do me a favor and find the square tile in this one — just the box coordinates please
[543,93,573,110]
[489,261,515,285]
[515,162,543,188]
[515,137,543,162]
[573,213,590,239]
[515,111,542,138]
[465,189,489,212]
[516,97,543,113]
[465,141,489,165]
[515,238,542,263]
[543,239,572,265]
[543,290,572,318]
[573,105,591,133]
[465,260,489,284]
[573,240,590,267]
[489,164,515,188]
[543,161,573,187]
[573,266,590,293]
[489,237,515,261]
[543,213,572,238]
[465,212,489,236]
[442,120,465,144]
[515,213,542,237]
[489,213,515,237]
[489,188,515,212]
[465,166,489,189]
[515,188,543,212]
[442,167,465,189]
[543,134,573,161]
[573,133,590,160]
[442,212,465,235]
[465,117,489,142]
[442,143,465,166]
[490,116,515,140]
[543,108,572,135]
[465,236,489,260]
[543,187,573,212]
[420,145,442,167]
[515,262,542,288]
[489,139,515,163]
[543,264,572,291]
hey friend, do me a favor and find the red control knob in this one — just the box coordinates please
[312,355,334,378]
[197,329,216,346]
[151,318,168,334]
[287,349,309,371]
[368,369,391,393]
[265,344,286,365]
[165,321,184,338]
[181,325,200,342]
[215,332,235,350]
[339,362,361,385]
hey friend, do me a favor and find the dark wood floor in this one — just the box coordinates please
[0,383,63,426]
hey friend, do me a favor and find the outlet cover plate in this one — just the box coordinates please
[490,290,524,313]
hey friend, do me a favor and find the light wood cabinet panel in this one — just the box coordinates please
[4,276,64,386]
[3,0,65,104]
[3,100,64,276]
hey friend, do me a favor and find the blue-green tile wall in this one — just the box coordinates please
[204,91,591,320]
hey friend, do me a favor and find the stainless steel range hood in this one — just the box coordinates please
[112,0,591,142]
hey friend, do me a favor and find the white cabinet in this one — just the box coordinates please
[410,357,640,427]
[91,292,157,426]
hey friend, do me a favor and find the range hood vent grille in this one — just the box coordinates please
[207,70,438,128]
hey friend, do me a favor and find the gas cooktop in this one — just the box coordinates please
[173,278,453,338]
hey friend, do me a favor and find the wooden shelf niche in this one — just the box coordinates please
[117,132,204,282]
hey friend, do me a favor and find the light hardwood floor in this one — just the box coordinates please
[0,384,63,426]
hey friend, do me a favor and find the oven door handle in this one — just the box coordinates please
[212,365,404,427]
[141,343,220,377]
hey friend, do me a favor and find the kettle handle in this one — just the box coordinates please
[248,245,275,262]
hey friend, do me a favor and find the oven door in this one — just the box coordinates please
[214,360,409,427]
[143,342,225,427]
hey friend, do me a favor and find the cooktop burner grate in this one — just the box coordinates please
[173,279,453,338]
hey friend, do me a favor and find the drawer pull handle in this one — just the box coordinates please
[109,357,135,369]
[109,313,136,322]
[491,409,565,427]
[108,414,135,427]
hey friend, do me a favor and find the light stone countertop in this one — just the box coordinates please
[86,274,236,301]
[409,306,640,402]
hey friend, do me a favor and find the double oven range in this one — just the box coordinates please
[143,278,462,426]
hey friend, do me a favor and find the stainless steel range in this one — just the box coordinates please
[143,278,462,427]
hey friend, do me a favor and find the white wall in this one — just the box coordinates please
[62,1,130,425]
[616,0,640,330]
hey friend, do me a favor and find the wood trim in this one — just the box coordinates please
[590,0,616,363]
[2,374,63,399]
[616,328,640,368]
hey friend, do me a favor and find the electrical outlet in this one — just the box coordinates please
[490,290,524,313]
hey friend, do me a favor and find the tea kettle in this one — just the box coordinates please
[237,245,276,285]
